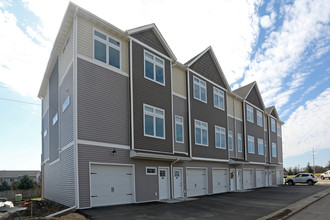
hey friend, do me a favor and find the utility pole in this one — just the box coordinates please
[312,147,315,173]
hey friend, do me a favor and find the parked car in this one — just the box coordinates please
[285,173,318,185]
[320,170,330,180]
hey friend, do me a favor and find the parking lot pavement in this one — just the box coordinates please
[79,185,330,220]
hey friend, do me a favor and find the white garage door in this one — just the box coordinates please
[90,164,134,207]
[243,169,253,189]
[256,170,265,188]
[212,169,228,194]
[186,168,207,197]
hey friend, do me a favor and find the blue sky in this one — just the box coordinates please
[0,0,329,170]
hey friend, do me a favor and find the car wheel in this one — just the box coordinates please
[307,180,313,185]
[321,176,325,180]
[288,180,294,186]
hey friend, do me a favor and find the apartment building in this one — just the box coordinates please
[38,3,284,209]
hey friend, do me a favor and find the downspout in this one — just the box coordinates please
[242,101,247,161]
[233,96,237,159]
[268,115,271,164]
[170,158,180,199]
[46,206,77,218]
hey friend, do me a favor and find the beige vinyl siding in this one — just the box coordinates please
[42,87,49,116]
[227,94,234,116]
[59,30,73,85]
[172,66,187,97]
[77,16,129,74]
[235,99,243,120]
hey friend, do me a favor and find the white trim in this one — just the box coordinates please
[77,139,130,150]
[174,115,184,143]
[187,70,192,158]
[193,76,207,104]
[41,158,50,166]
[248,135,255,154]
[191,157,229,163]
[173,92,187,100]
[170,60,174,154]
[194,119,208,146]
[60,142,74,152]
[146,167,157,175]
[237,133,242,153]
[173,151,188,155]
[249,162,267,165]
[228,130,233,151]
[131,148,174,155]
[49,158,60,166]
[172,167,184,199]
[247,104,254,123]
[144,50,165,86]
[130,39,134,150]
[245,100,264,113]
[59,59,74,86]
[77,54,128,77]
[257,138,264,155]
[158,166,170,200]
[257,110,263,127]
[143,104,166,140]
[188,68,227,92]
[271,118,276,132]
[227,114,235,119]
[272,142,277,157]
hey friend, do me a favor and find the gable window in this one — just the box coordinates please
[247,105,254,122]
[62,96,70,112]
[144,104,165,139]
[257,110,263,127]
[52,113,58,126]
[146,167,157,175]
[215,126,226,149]
[248,135,255,154]
[175,116,184,143]
[277,122,281,136]
[237,133,242,152]
[258,138,264,155]
[271,118,276,132]
[193,76,207,103]
[272,142,277,157]
[144,51,165,85]
[228,130,233,151]
[213,87,224,110]
[195,120,208,146]
[94,29,121,69]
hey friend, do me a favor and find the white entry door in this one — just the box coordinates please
[237,169,242,190]
[230,169,236,191]
[159,168,170,200]
[173,168,183,198]
[212,169,228,194]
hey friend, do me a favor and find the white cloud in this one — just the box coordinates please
[260,15,272,28]
[283,88,330,157]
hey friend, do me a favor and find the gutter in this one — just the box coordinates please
[46,206,76,218]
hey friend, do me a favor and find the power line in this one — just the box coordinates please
[0,97,40,106]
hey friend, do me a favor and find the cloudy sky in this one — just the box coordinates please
[0,0,329,170]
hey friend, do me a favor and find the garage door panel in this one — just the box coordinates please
[187,168,207,197]
[243,170,253,190]
[212,169,228,194]
[256,170,265,188]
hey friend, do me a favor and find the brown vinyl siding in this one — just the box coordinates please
[270,120,278,163]
[277,136,283,163]
[173,95,188,154]
[246,87,263,110]
[271,110,277,118]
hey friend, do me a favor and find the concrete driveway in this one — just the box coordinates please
[79,185,330,220]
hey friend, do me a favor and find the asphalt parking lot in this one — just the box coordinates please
[79,184,330,220]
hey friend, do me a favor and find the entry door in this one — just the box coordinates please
[159,168,169,200]
[230,169,236,191]
[265,170,269,186]
[237,169,242,190]
[173,168,183,198]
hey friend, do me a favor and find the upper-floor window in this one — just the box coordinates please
[62,96,70,112]
[237,133,242,152]
[247,105,253,123]
[277,122,281,136]
[213,87,224,110]
[94,29,121,69]
[144,51,165,85]
[52,113,58,126]
[257,110,263,127]
[215,126,226,149]
[248,135,255,154]
[144,104,165,139]
[228,130,233,151]
[175,116,184,143]
[272,142,277,157]
[258,138,264,155]
[271,118,276,132]
[43,129,47,138]
[195,120,208,146]
[193,76,207,103]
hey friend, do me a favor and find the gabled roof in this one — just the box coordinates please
[266,106,279,119]
[233,81,266,110]
[0,170,40,178]
[127,23,177,61]
[185,46,231,91]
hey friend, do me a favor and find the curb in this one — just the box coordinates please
[257,187,330,220]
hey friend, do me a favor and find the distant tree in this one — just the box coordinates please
[17,175,36,190]
[305,162,314,173]
[288,168,293,175]
[314,166,326,173]
[326,161,330,170]
[293,166,299,175]
[0,180,11,191]
[283,168,288,175]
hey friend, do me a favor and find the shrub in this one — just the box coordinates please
[17,175,36,190]
[0,180,11,191]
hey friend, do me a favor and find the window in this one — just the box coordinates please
[248,135,255,154]
[258,138,264,155]
[175,116,184,143]
[52,113,58,125]
[272,142,277,157]
[144,51,165,85]
[228,130,233,151]
[193,76,207,103]
[62,96,70,112]
[94,29,121,69]
[215,126,226,149]
[195,120,208,146]
[43,129,47,138]
[146,167,157,175]
[277,122,281,136]
[271,118,276,132]
[237,133,242,152]
[247,105,254,122]
[257,110,263,127]
[213,87,224,110]
[144,104,165,139]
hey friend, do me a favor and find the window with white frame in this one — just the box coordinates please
[144,51,165,85]
[248,135,255,153]
[272,142,277,157]
[94,29,121,69]
[213,87,224,110]
[215,126,226,149]
[193,76,207,103]
[146,167,157,175]
[52,113,58,126]
[257,110,263,127]
[195,120,208,146]
[277,122,281,136]
[247,105,254,122]
[237,133,242,152]
[62,96,70,112]
[228,130,233,151]
[144,104,165,139]
[271,118,276,132]
[175,116,184,143]
[258,138,264,155]
[43,129,47,138]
